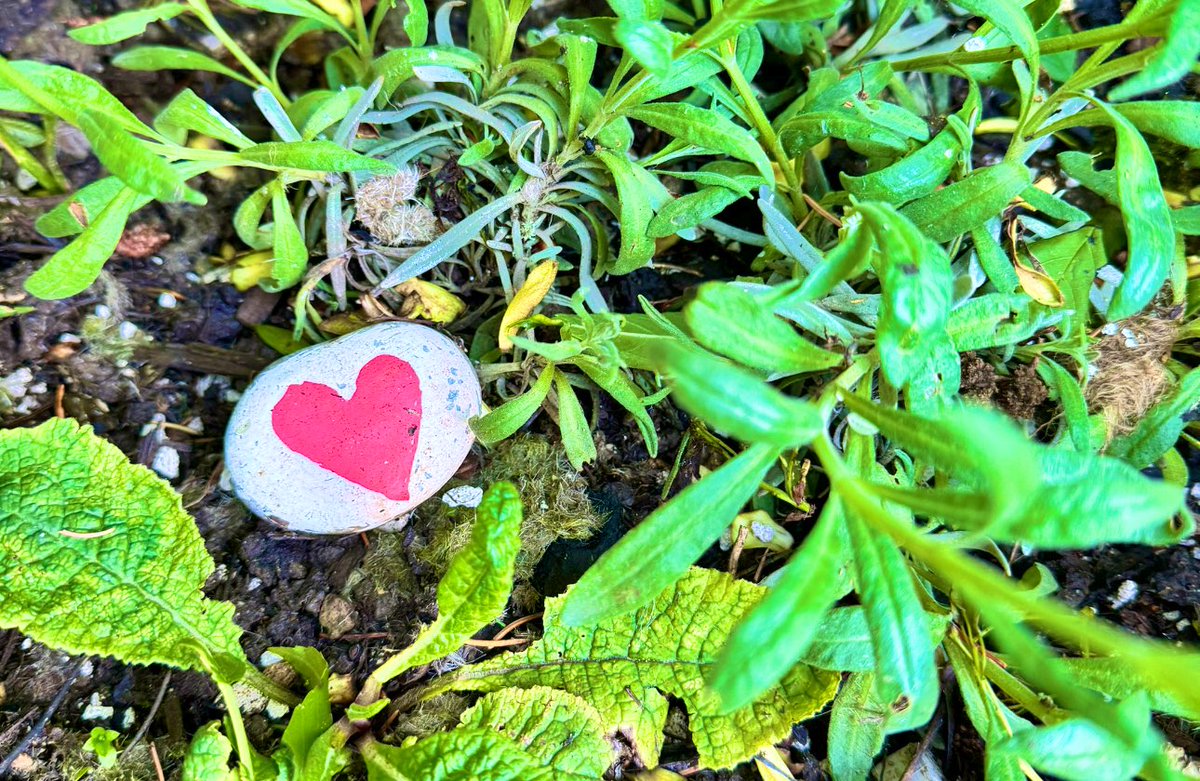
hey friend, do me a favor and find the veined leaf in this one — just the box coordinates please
[68,3,188,45]
[459,687,612,780]
[25,186,141,299]
[181,723,236,781]
[709,497,850,712]
[500,260,557,351]
[368,483,522,685]
[0,419,248,676]
[684,282,843,374]
[561,34,596,134]
[828,671,888,781]
[272,647,349,779]
[0,59,153,137]
[561,443,780,626]
[1047,101,1200,149]
[554,370,596,470]
[1082,99,1174,321]
[625,103,772,181]
[443,567,839,769]
[363,728,550,781]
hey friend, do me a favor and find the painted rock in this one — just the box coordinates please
[224,322,481,534]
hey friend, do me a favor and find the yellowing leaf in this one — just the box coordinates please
[438,567,839,769]
[393,279,466,324]
[1014,261,1064,307]
[500,260,557,351]
[0,419,248,677]
[229,249,275,291]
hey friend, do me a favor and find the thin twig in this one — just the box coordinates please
[149,742,165,781]
[899,712,944,781]
[127,672,171,751]
[462,637,528,649]
[53,386,65,419]
[0,658,85,777]
[728,524,749,574]
[492,613,542,641]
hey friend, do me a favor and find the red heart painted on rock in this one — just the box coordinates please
[271,355,422,500]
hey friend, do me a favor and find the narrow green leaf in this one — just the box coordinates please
[1082,99,1174,321]
[113,47,248,84]
[1109,365,1200,467]
[1047,101,1200,149]
[402,0,429,47]
[615,17,675,77]
[648,185,741,237]
[661,342,827,447]
[1036,358,1091,453]
[238,140,395,173]
[233,181,274,249]
[899,160,1030,242]
[471,366,554,445]
[685,283,843,374]
[571,355,659,457]
[265,180,307,290]
[26,187,140,299]
[827,672,887,781]
[155,88,253,149]
[554,370,596,470]
[560,442,780,626]
[228,0,346,30]
[709,497,849,712]
[625,102,773,181]
[1110,0,1200,101]
[595,149,657,274]
[68,4,188,45]
[953,0,1040,83]
[76,109,204,204]
[561,34,596,135]
[0,60,153,136]
[845,475,938,728]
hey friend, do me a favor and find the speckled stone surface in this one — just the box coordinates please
[224,322,481,534]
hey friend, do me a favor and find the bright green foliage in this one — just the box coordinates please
[367,482,522,687]
[182,723,236,781]
[82,728,121,769]
[0,418,247,678]
[459,687,612,780]
[442,567,839,769]
[363,728,553,781]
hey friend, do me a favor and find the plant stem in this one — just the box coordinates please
[216,681,257,781]
[186,0,288,106]
[721,52,805,216]
[242,666,301,707]
[983,657,1056,721]
[890,18,1162,73]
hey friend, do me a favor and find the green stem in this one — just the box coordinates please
[242,666,301,707]
[722,52,805,216]
[186,0,288,106]
[890,18,1163,72]
[983,657,1056,721]
[216,682,257,781]
[0,123,59,192]
[351,0,372,59]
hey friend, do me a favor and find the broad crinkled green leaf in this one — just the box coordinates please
[0,419,248,676]
[181,722,236,781]
[441,566,840,769]
[460,687,612,780]
[363,728,551,781]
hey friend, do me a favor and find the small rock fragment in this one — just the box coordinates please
[319,595,358,640]
[81,693,114,721]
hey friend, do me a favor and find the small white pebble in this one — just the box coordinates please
[1178,619,1192,632]
[247,576,263,591]
[265,701,290,720]
[20,638,32,651]
[157,292,177,309]
[259,650,284,667]
[93,305,111,319]
[119,708,136,730]
[151,447,180,480]
[1190,484,1200,501]
[58,333,81,345]
[1163,610,1182,621]
[78,660,94,679]
[1101,323,1120,336]
[1110,579,1139,610]
[219,468,234,492]
[118,321,138,340]
[81,693,114,721]
[442,485,484,508]
[222,389,242,404]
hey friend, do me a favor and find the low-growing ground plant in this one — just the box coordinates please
[2,0,1200,778]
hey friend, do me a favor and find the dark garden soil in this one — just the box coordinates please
[1,0,1199,779]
